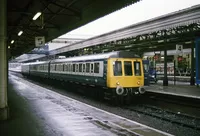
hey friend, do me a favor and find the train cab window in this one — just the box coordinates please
[134,61,141,76]
[72,64,76,72]
[86,63,90,73]
[83,64,86,72]
[113,61,122,76]
[124,61,133,76]
[94,63,99,73]
[91,63,94,73]
[79,64,82,72]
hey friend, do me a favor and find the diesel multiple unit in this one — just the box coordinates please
[21,51,145,102]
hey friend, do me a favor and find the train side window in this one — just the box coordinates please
[62,64,64,71]
[55,64,57,71]
[60,64,63,71]
[83,64,86,72]
[51,65,54,71]
[86,63,90,73]
[70,64,73,72]
[113,61,122,76]
[75,64,79,72]
[68,64,70,72]
[72,64,76,72]
[134,61,141,76]
[94,63,99,73]
[79,64,82,72]
[56,64,58,71]
[54,64,58,71]
[56,64,59,71]
[124,61,133,76]
[64,64,68,71]
[91,63,94,73]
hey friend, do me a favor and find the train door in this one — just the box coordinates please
[90,62,94,84]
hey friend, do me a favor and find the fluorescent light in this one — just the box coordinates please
[8,46,10,49]
[33,12,42,20]
[11,40,14,44]
[185,41,192,44]
[161,57,164,59]
[158,40,164,43]
[18,31,23,36]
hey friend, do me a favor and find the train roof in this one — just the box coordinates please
[21,51,140,65]
[51,51,140,63]
[21,61,49,66]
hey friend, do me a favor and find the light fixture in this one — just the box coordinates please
[8,46,10,49]
[18,31,23,36]
[33,12,42,20]
[11,40,14,44]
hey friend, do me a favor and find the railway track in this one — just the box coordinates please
[145,92,200,109]
[124,104,200,130]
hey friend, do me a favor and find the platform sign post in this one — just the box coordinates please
[195,38,200,85]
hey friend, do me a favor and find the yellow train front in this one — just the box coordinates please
[105,54,145,102]
[107,57,144,93]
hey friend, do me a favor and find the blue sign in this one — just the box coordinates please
[195,38,200,85]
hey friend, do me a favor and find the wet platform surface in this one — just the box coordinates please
[0,73,173,136]
[145,80,200,99]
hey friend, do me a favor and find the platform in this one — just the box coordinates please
[145,80,200,99]
[0,73,173,136]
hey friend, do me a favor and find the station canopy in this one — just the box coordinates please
[7,0,140,59]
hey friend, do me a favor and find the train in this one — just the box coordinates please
[21,51,145,103]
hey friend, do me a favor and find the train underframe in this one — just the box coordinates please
[22,73,145,105]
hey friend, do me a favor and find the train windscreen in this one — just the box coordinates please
[124,61,133,76]
[113,61,122,76]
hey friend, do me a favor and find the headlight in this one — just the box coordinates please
[116,82,120,85]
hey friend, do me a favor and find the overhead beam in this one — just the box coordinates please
[49,0,81,18]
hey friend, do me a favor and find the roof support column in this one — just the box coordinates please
[163,45,168,86]
[0,0,9,120]
[195,38,200,85]
[190,42,195,85]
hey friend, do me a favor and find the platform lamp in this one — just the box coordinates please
[32,12,44,29]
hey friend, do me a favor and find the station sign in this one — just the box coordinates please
[35,36,45,47]
[176,44,183,54]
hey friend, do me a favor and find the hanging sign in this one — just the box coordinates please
[35,36,45,47]
[176,44,183,54]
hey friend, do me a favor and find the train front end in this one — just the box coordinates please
[107,58,145,96]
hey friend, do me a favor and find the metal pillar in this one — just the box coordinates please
[195,38,200,85]
[0,0,8,120]
[190,43,195,85]
[163,47,168,86]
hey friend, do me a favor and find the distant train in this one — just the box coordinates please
[21,51,145,103]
